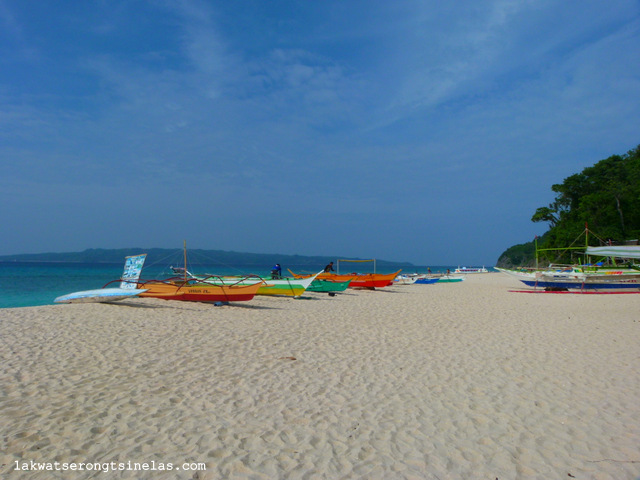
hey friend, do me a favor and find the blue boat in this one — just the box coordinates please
[520,276,640,290]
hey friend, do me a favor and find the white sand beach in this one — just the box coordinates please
[1,273,639,479]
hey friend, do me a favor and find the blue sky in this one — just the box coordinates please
[1,0,639,265]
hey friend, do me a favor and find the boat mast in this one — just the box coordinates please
[183,239,188,282]
[585,222,589,265]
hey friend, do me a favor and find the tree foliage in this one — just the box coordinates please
[498,145,640,266]
[496,233,548,268]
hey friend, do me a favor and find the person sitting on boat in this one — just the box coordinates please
[271,263,282,279]
[324,262,335,273]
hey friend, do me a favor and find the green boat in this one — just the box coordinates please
[436,275,465,283]
[193,271,322,298]
[306,279,351,292]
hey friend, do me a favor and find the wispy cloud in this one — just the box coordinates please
[1,0,638,263]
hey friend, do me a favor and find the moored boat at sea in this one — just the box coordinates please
[454,266,489,274]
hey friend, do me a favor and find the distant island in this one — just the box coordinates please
[0,248,415,268]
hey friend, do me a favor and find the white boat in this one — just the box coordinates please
[497,265,640,291]
[495,266,583,280]
[498,233,640,292]
[454,266,489,274]
[55,254,147,303]
[55,288,148,303]
[394,274,418,285]
[519,273,640,291]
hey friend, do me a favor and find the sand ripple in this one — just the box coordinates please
[1,275,639,479]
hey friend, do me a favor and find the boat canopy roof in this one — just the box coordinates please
[586,246,640,259]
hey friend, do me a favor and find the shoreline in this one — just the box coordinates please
[0,262,460,310]
[1,273,639,479]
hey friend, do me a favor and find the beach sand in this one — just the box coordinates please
[1,273,639,479]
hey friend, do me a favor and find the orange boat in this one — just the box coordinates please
[101,247,265,303]
[135,241,266,303]
[289,269,401,289]
[137,278,263,302]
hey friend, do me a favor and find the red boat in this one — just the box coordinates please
[290,270,401,289]
[344,270,400,288]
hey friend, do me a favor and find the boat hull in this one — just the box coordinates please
[291,270,401,289]
[520,278,640,290]
[255,275,314,297]
[306,279,351,292]
[436,275,464,283]
[54,288,148,304]
[347,273,399,288]
[195,272,320,297]
[137,281,261,302]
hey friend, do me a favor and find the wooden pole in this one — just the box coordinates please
[183,240,188,282]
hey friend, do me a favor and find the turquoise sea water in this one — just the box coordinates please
[0,262,457,309]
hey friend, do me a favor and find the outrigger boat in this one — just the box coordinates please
[289,269,401,289]
[55,254,148,304]
[192,271,322,298]
[414,276,439,284]
[498,265,640,291]
[395,273,465,285]
[498,240,640,292]
[305,278,352,293]
[435,274,465,283]
[393,274,418,285]
[518,274,640,291]
[417,274,465,284]
[136,278,264,302]
[114,244,265,303]
[331,270,400,288]
[169,255,322,298]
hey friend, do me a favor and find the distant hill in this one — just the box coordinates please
[0,248,415,268]
[496,240,537,268]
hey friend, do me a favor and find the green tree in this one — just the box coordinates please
[531,145,640,257]
[498,145,640,267]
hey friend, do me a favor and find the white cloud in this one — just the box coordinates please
[1,0,638,263]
